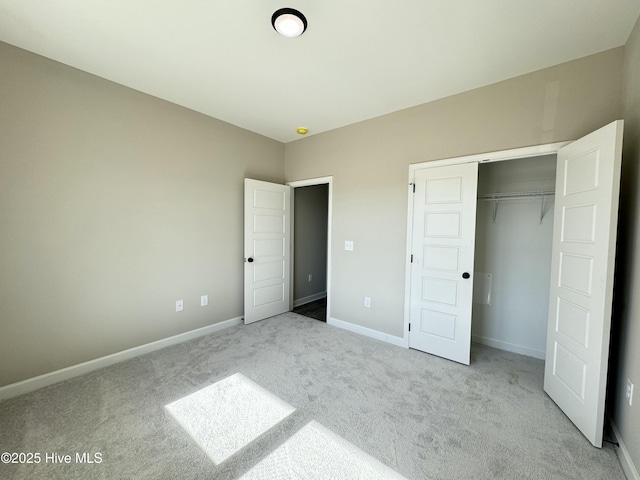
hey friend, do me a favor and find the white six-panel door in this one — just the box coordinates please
[543,120,623,447]
[409,163,479,365]
[244,179,291,324]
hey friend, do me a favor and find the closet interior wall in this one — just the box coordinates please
[472,155,557,359]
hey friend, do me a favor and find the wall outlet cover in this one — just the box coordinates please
[176,300,184,312]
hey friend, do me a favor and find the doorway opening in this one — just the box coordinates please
[288,177,333,322]
[472,154,557,359]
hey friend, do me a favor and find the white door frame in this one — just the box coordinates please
[287,176,333,321]
[403,142,570,347]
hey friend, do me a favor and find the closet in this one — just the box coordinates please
[405,119,624,448]
[472,155,557,359]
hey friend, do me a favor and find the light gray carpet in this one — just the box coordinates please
[0,313,625,479]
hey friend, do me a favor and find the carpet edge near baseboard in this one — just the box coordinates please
[327,317,408,348]
[0,316,243,401]
[609,417,640,480]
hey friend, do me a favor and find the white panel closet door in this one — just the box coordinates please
[544,120,623,447]
[409,163,478,365]
[244,179,291,324]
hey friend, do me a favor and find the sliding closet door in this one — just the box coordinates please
[544,120,623,447]
[409,163,478,365]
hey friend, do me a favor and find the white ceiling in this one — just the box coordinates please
[1,1,639,143]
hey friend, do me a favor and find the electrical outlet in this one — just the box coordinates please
[364,296,371,308]
[201,295,208,307]
[627,378,634,406]
[345,240,354,251]
[308,274,312,282]
[176,300,184,312]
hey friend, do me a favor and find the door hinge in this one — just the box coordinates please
[408,323,411,332]
[410,183,415,193]
[410,254,414,263]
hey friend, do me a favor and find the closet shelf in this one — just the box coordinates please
[477,190,555,224]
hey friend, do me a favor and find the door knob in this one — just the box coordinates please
[247,257,254,263]
[462,272,470,279]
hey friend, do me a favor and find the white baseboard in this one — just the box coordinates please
[472,335,545,360]
[0,316,243,401]
[293,292,327,308]
[610,418,640,480]
[328,317,407,348]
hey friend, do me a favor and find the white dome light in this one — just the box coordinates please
[272,8,307,38]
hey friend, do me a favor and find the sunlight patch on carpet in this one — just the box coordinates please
[165,373,295,465]
[239,421,408,479]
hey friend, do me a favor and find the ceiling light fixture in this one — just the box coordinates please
[272,8,307,38]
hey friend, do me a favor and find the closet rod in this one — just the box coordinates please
[477,190,555,200]
[477,190,555,224]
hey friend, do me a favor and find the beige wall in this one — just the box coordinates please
[0,42,284,387]
[285,47,624,338]
[610,14,640,472]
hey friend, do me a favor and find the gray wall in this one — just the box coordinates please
[285,47,624,338]
[472,156,556,359]
[293,185,328,304]
[0,42,284,387]
[610,14,640,473]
